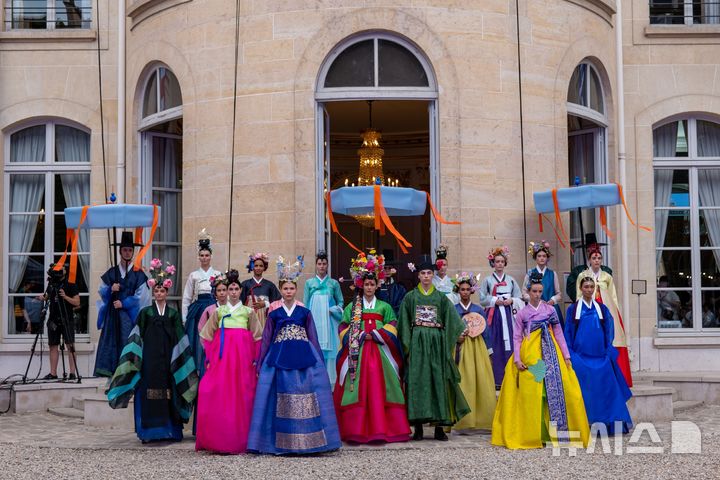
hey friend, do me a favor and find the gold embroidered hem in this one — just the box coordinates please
[275,430,328,450]
[276,393,320,419]
[146,388,171,400]
[274,324,309,343]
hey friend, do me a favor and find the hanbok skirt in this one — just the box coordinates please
[134,385,183,443]
[491,329,590,449]
[185,293,214,379]
[488,306,514,387]
[95,307,133,378]
[195,327,257,454]
[248,345,341,455]
[310,293,340,384]
[453,337,497,431]
[334,337,410,443]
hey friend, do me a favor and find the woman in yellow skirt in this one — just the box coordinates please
[492,272,589,449]
[452,273,497,432]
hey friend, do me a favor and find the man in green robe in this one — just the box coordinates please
[398,260,469,441]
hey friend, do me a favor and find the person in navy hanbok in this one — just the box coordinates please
[565,276,633,434]
[248,256,341,455]
[523,240,564,328]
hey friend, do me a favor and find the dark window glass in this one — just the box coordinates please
[378,40,429,87]
[324,40,374,88]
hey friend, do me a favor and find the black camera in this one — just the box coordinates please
[47,265,65,288]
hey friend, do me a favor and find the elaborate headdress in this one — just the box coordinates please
[408,256,436,273]
[528,270,544,286]
[277,255,305,284]
[225,269,241,287]
[246,252,270,272]
[578,233,606,259]
[349,249,386,288]
[198,228,212,254]
[147,258,176,290]
[487,245,510,267]
[451,272,480,293]
[209,271,228,288]
[527,240,551,259]
[435,244,448,261]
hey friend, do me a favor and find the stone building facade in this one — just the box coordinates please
[1,0,718,377]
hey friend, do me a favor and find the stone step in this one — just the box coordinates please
[11,378,106,414]
[48,406,85,419]
[634,371,720,405]
[673,400,704,413]
[628,384,675,423]
[72,396,84,410]
[83,393,134,429]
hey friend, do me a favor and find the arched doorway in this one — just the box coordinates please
[567,61,609,268]
[138,65,183,309]
[315,33,439,292]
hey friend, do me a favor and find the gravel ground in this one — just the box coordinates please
[1,406,719,479]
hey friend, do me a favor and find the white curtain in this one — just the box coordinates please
[696,121,720,268]
[9,127,46,293]
[704,0,720,24]
[653,121,678,268]
[56,126,91,287]
[152,136,181,244]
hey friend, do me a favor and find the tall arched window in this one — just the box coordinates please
[567,61,608,268]
[3,120,91,338]
[654,116,720,331]
[315,33,439,282]
[139,65,183,309]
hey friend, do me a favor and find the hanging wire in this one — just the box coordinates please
[227,0,242,270]
[515,0,530,272]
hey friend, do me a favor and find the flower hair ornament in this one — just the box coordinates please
[209,271,228,288]
[246,252,270,273]
[451,272,481,294]
[487,245,510,267]
[198,228,213,254]
[528,240,551,259]
[277,255,305,283]
[147,258,176,290]
[349,249,386,288]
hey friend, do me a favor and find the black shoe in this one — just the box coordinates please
[434,427,448,441]
[412,425,424,441]
[67,373,77,380]
[43,373,58,380]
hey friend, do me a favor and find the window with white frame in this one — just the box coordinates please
[654,117,720,331]
[567,62,609,268]
[139,65,183,310]
[650,0,720,25]
[4,121,91,339]
[4,0,92,30]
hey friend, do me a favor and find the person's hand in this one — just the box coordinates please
[457,335,466,344]
[252,301,265,310]
[25,322,31,333]
[565,358,572,369]
[547,298,555,306]
[514,359,527,371]
[59,289,66,299]
[113,300,122,309]
[111,283,120,292]
[503,298,513,306]
[495,298,504,306]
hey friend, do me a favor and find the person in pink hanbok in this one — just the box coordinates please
[195,269,258,454]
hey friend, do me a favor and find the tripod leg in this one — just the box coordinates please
[22,330,42,384]
[59,339,67,380]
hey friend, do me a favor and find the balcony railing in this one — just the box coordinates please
[650,0,720,25]
[4,2,92,30]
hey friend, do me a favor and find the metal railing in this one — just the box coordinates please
[4,3,92,30]
[650,0,720,25]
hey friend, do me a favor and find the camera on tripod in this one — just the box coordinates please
[44,265,66,332]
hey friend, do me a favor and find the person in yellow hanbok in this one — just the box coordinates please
[492,273,589,449]
[452,273,496,432]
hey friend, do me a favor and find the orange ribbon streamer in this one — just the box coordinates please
[599,207,614,239]
[538,213,570,251]
[615,183,652,232]
[551,189,572,248]
[426,192,461,225]
[134,227,144,246]
[66,205,89,283]
[374,185,412,254]
[133,205,159,271]
[325,192,362,254]
[53,228,75,273]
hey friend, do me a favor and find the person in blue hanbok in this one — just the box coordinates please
[377,262,407,316]
[523,240,564,328]
[479,246,522,388]
[302,251,344,384]
[107,262,198,443]
[248,256,341,455]
[95,232,151,377]
[565,276,633,434]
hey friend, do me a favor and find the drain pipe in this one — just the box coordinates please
[615,1,633,366]
[117,1,126,202]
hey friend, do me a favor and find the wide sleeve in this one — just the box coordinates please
[510,276,522,299]
[512,309,525,362]
[256,312,276,370]
[96,280,112,330]
[199,310,219,342]
[602,304,618,359]
[564,304,577,348]
[551,310,570,360]
[304,310,323,356]
[269,282,281,303]
[302,279,312,306]
[552,271,563,304]
[330,280,345,319]
[181,274,194,322]
[606,272,621,312]
[107,313,144,409]
[169,308,198,420]
[521,272,531,303]
[122,282,149,328]
[397,293,414,354]
[198,306,214,352]
[479,277,495,308]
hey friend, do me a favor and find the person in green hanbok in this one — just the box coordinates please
[397,259,469,441]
